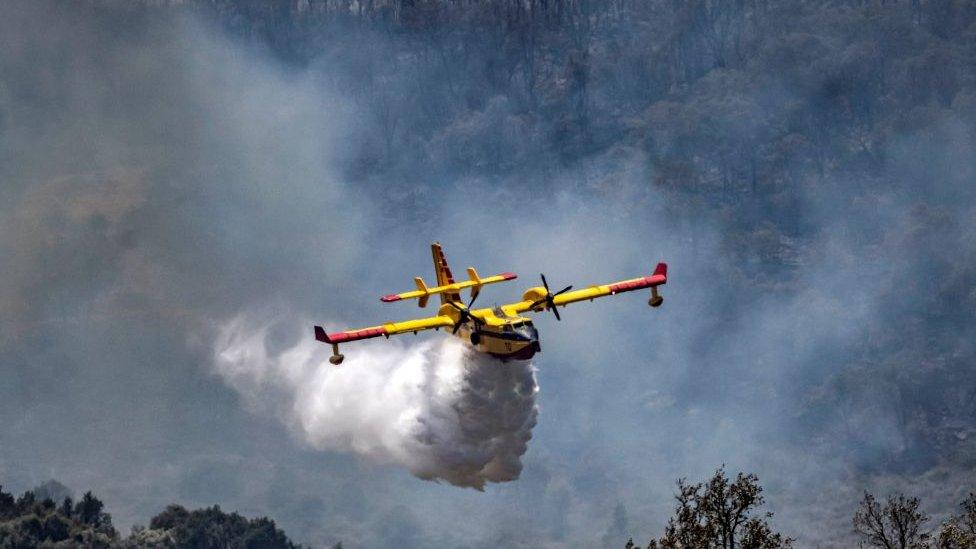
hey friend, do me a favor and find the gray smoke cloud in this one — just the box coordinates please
[213,314,538,489]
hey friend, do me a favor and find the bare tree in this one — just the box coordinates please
[853,492,931,549]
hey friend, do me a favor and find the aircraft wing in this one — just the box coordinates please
[504,263,668,315]
[314,315,456,344]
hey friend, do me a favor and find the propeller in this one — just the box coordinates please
[528,273,572,321]
[448,291,484,334]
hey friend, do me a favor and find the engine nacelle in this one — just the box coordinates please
[520,287,548,309]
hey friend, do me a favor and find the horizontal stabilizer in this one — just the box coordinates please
[380,270,517,306]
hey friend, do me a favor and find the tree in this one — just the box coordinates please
[146,504,299,548]
[76,491,108,527]
[630,467,793,548]
[937,493,976,549]
[0,486,15,520]
[853,492,930,549]
[15,490,35,513]
[59,495,74,519]
[0,485,117,547]
[3,479,305,548]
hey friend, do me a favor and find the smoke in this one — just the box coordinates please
[213,313,538,490]
[2,1,975,546]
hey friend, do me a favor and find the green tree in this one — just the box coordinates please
[0,485,116,547]
[144,504,299,549]
[76,491,110,528]
[59,495,74,518]
[629,467,792,548]
[2,480,307,547]
[937,493,976,549]
[0,486,15,520]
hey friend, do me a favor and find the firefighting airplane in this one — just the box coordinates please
[314,243,667,364]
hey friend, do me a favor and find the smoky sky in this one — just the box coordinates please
[2,2,976,547]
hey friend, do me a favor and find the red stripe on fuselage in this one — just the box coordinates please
[380,294,402,302]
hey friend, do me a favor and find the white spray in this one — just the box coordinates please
[213,314,539,489]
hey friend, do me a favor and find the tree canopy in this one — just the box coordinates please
[628,468,793,549]
[0,483,301,549]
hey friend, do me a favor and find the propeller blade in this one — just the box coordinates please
[528,274,571,321]
[448,297,484,330]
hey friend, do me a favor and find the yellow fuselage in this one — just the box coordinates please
[440,304,540,361]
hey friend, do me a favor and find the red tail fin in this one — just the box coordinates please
[431,242,461,304]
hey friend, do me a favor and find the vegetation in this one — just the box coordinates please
[624,472,976,549]
[0,483,299,549]
[936,493,976,549]
[0,485,117,548]
[626,468,792,549]
[851,491,976,549]
[6,475,976,547]
[853,492,931,549]
[130,504,300,548]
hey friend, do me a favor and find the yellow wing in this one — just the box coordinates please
[502,263,668,316]
[314,315,455,345]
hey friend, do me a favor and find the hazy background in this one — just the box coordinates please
[1,1,975,546]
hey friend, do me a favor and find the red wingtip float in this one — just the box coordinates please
[314,243,668,365]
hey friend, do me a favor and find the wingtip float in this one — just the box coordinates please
[314,242,667,365]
